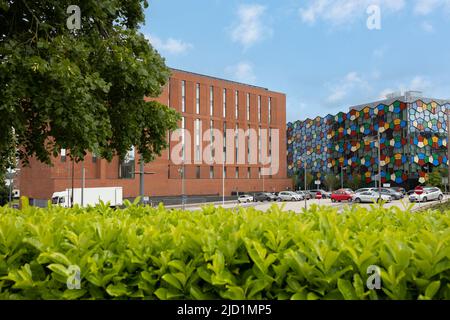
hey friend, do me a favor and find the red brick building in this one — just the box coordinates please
[19,69,292,201]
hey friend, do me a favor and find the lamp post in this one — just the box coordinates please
[365,130,382,203]
[340,166,347,189]
[177,161,185,210]
[447,107,450,195]
[134,154,156,206]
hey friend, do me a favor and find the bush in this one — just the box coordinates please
[0,200,450,300]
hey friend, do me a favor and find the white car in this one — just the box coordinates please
[238,194,254,203]
[352,191,392,203]
[278,191,302,201]
[409,187,443,202]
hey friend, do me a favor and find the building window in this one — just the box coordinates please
[119,147,135,179]
[223,166,226,179]
[258,96,261,122]
[168,165,171,179]
[269,128,272,161]
[247,167,251,179]
[258,126,262,163]
[247,125,251,161]
[196,166,201,179]
[210,120,214,160]
[258,167,261,179]
[235,167,239,179]
[235,90,239,119]
[61,149,66,162]
[181,117,185,161]
[196,83,200,114]
[268,97,272,124]
[210,86,214,116]
[92,152,97,163]
[235,124,239,163]
[181,80,186,113]
[223,122,227,163]
[246,93,250,121]
[210,166,214,179]
[195,119,201,162]
[223,88,227,118]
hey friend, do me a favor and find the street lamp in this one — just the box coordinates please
[300,157,307,210]
[134,155,156,206]
[340,166,347,189]
[364,130,382,203]
[177,161,185,210]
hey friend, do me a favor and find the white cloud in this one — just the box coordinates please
[414,0,450,15]
[146,34,193,55]
[421,21,435,32]
[225,62,257,84]
[326,72,370,103]
[299,0,405,25]
[379,76,432,98]
[230,4,272,49]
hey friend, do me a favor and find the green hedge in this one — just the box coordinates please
[0,200,450,300]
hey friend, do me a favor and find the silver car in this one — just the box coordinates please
[278,191,302,201]
[353,191,392,203]
[238,194,254,203]
[409,187,443,202]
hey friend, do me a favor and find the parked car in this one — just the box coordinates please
[310,189,331,199]
[296,191,311,200]
[353,191,392,203]
[355,188,371,194]
[253,192,277,202]
[278,191,302,201]
[391,187,406,195]
[331,189,354,202]
[368,188,403,200]
[238,194,254,203]
[409,187,444,202]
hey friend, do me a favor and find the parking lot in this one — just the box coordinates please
[182,195,450,213]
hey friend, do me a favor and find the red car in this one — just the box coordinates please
[331,189,354,202]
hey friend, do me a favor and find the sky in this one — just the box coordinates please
[141,0,450,122]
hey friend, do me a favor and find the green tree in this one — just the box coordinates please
[0,0,180,176]
[348,173,362,190]
[427,170,442,188]
[324,173,339,191]
[305,172,314,190]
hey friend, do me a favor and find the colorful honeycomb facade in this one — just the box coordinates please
[287,100,450,187]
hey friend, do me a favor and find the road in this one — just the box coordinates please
[180,196,450,213]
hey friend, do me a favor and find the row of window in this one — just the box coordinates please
[181,117,273,163]
[173,166,273,179]
[180,81,272,122]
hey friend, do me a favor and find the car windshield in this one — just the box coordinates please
[51,197,59,204]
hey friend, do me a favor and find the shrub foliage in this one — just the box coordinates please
[0,201,450,300]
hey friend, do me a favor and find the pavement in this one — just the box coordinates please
[167,195,450,213]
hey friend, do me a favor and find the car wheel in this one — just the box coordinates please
[423,197,428,202]
[438,194,443,201]
[355,198,361,203]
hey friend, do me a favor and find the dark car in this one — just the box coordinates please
[310,189,331,199]
[391,187,406,195]
[369,188,403,200]
[253,192,277,202]
[296,191,312,200]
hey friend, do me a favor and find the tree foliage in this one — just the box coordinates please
[324,173,339,191]
[0,0,180,174]
[427,171,442,188]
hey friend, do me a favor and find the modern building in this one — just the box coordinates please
[287,92,450,189]
[19,68,292,203]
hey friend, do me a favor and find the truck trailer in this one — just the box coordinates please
[51,187,123,208]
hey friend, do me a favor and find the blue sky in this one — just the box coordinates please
[141,0,450,121]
